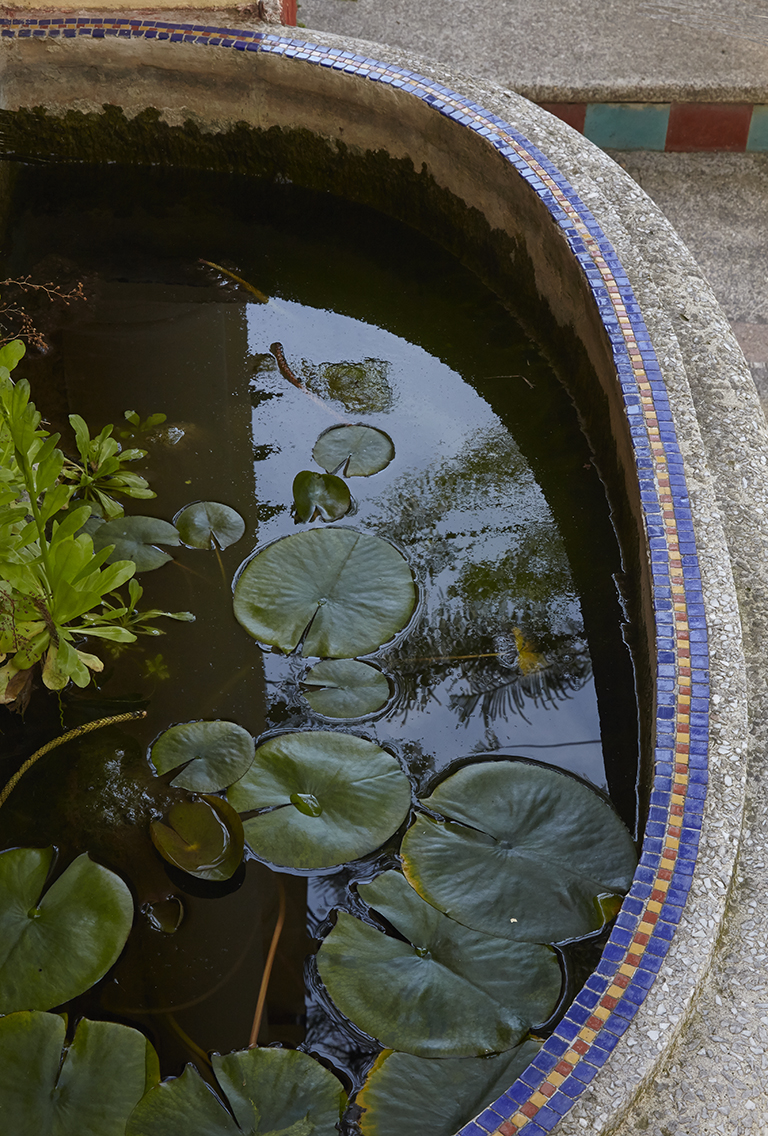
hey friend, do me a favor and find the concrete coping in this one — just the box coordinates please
[1,18,765,1135]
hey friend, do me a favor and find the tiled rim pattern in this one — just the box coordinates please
[0,18,710,1136]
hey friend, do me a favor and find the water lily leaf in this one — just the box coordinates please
[312,424,394,477]
[0,1012,159,1136]
[174,501,245,550]
[126,1046,346,1136]
[401,761,637,943]
[293,471,351,523]
[316,871,560,1058]
[150,796,244,881]
[0,847,134,1013]
[233,528,417,658]
[92,516,180,571]
[357,1040,542,1136]
[301,659,390,719]
[144,897,184,934]
[149,720,255,792]
[228,731,411,870]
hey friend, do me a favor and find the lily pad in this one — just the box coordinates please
[126,1045,346,1136]
[0,1012,160,1136]
[401,761,637,944]
[92,516,181,572]
[229,731,412,871]
[0,847,134,1014]
[301,659,391,719]
[233,528,417,658]
[357,1040,542,1136]
[316,871,560,1058]
[312,424,394,477]
[316,359,393,414]
[150,796,245,881]
[149,720,255,792]
[174,501,245,550]
[293,470,351,523]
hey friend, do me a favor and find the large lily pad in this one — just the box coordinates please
[149,720,255,792]
[312,424,394,477]
[401,761,637,943]
[0,1012,159,1136]
[316,871,560,1057]
[301,659,390,719]
[357,1040,542,1136]
[233,528,417,658]
[174,501,245,550]
[228,732,411,870]
[150,796,244,881]
[293,471,351,524]
[126,1045,346,1136]
[92,516,181,572]
[0,847,134,1013]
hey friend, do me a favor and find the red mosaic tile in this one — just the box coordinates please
[626,952,642,966]
[541,1082,556,1098]
[555,1060,574,1076]
[499,1122,518,1136]
[520,1101,540,1119]
[651,889,666,902]
[586,1015,604,1031]
[601,994,619,1009]
[615,973,631,987]
[666,102,752,151]
[572,1039,590,1055]
[658,868,673,881]
[539,103,587,132]
[634,932,649,946]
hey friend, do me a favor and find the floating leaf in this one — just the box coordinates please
[233,528,417,658]
[357,1040,542,1136]
[0,847,134,1014]
[301,659,390,719]
[401,761,637,943]
[312,424,394,477]
[174,501,245,550]
[228,731,411,870]
[316,871,560,1058]
[293,471,351,523]
[0,1012,159,1136]
[126,1046,346,1136]
[92,516,180,572]
[150,796,244,881]
[149,720,255,792]
[144,898,184,934]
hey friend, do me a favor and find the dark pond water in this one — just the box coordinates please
[0,164,639,1096]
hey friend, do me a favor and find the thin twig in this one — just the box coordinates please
[0,710,146,811]
[249,877,287,1048]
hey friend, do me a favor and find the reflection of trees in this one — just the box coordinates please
[369,426,593,726]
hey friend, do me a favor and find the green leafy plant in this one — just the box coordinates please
[62,413,155,521]
[0,341,192,705]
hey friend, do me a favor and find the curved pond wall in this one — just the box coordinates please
[0,17,760,1136]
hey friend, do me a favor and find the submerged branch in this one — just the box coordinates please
[0,710,147,811]
[249,876,287,1048]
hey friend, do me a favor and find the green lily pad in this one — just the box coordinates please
[401,761,637,944]
[293,470,351,523]
[174,501,245,550]
[126,1045,347,1136]
[316,871,560,1058]
[316,359,393,414]
[228,731,412,870]
[0,847,134,1013]
[312,424,395,477]
[0,1012,159,1136]
[149,720,255,792]
[233,528,417,658]
[150,796,245,881]
[301,660,390,719]
[92,516,181,572]
[357,1040,542,1136]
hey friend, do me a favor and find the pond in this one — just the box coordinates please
[0,161,641,1134]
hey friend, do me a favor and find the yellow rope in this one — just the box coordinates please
[0,709,147,811]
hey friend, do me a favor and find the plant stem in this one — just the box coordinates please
[0,709,147,811]
[249,877,287,1048]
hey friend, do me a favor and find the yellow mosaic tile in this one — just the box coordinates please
[607,983,626,999]
[563,1050,580,1065]
[594,1004,612,1021]
[620,962,638,977]
[530,1091,549,1108]
[648,899,664,914]
[638,920,656,935]
[655,877,670,892]
[511,1112,530,1129]
[548,1071,567,1087]
[666,836,681,850]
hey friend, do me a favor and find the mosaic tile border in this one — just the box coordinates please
[540,100,768,151]
[0,18,710,1134]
